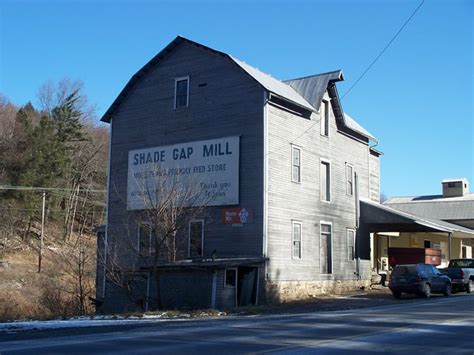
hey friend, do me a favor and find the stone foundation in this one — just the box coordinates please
[266,279,371,303]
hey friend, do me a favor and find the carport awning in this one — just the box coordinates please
[360,197,474,239]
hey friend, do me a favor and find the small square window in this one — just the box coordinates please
[175,77,189,108]
[225,269,237,287]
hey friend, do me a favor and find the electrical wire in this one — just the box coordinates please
[341,0,425,99]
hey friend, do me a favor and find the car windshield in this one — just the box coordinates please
[449,260,474,268]
[392,265,416,276]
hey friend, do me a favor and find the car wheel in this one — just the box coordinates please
[392,291,402,299]
[467,279,473,294]
[443,283,451,297]
[423,283,431,298]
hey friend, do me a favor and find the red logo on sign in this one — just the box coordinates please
[221,208,253,224]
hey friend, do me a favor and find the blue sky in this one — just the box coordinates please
[1,0,472,198]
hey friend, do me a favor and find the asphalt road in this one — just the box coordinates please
[1,294,473,354]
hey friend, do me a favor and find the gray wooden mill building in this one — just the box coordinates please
[96,36,381,312]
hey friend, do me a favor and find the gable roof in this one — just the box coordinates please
[284,70,344,111]
[100,36,377,142]
[230,56,314,111]
[361,197,474,238]
[384,193,474,221]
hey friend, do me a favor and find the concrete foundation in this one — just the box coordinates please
[266,279,371,303]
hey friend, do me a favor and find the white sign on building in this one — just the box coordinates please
[127,136,240,210]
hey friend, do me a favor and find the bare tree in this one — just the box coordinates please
[104,169,216,310]
[49,233,97,316]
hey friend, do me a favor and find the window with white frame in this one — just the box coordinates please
[347,228,355,261]
[174,76,189,108]
[189,220,204,257]
[292,221,302,259]
[320,223,332,274]
[320,100,329,136]
[346,163,354,196]
[138,224,153,256]
[320,160,331,202]
[291,146,301,183]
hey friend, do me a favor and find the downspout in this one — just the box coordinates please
[355,172,361,279]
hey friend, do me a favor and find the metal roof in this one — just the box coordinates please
[230,56,315,112]
[284,70,343,111]
[344,113,378,142]
[442,178,468,184]
[100,36,377,143]
[384,193,474,221]
[361,197,474,238]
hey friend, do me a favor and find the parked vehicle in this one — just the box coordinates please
[439,258,474,293]
[389,264,451,299]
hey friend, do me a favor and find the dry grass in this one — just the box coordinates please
[0,234,97,322]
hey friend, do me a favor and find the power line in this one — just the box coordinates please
[0,185,105,193]
[341,0,425,99]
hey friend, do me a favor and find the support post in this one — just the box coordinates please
[448,232,452,261]
[38,190,46,273]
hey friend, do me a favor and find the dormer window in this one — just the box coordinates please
[320,100,329,137]
[174,76,189,108]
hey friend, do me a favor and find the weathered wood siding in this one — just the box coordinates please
[107,41,265,268]
[266,92,374,282]
[369,150,380,202]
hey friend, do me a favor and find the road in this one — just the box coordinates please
[1,294,473,354]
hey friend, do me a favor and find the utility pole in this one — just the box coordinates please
[38,190,46,273]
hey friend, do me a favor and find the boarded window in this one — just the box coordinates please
[175,77,189,108]
[321,100,329,136]
[292,221,302,259]
[292,146,301,183]
[347,229,355,261]
[321,161,331,202]
[189,220,203,257]
[346,164,354,196]
[320,223,332,274]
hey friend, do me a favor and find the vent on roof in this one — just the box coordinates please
[442,178,469,198]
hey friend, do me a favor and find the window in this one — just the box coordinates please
[424,240,431,249]
[320,160,331,202]
[346,164,354,196]
[174,76,189,108]
[291,146,301,183]
[292,221,302,259]
[225,268,237,287]
[320,100,329,136]
[189,220,204,257]
[138,224,153,256]
[347,229,355,261]
[320,223,332,274]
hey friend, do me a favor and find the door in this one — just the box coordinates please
[237,267,258,306]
